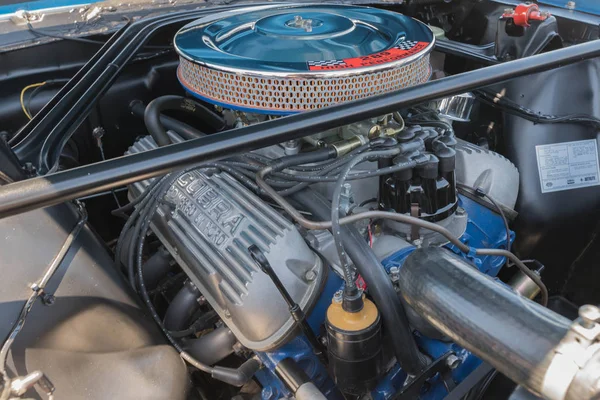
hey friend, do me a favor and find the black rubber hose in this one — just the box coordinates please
[142,248,172,289]
[331,148,402,294]
[143,95,226,146]
[211,358,261,387]
[269,148,337,171]
[398,246,570,394]
[163,280,202,331]
[292,189,428,376]
[183,327,237,366]
[130,100,206,140]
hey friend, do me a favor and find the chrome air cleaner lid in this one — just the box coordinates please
[175,4,434,114]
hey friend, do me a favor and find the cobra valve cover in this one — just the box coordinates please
[174,5,434,114]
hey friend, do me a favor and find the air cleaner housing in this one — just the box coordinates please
[174,5,434,114]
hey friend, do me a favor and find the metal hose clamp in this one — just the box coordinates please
[542,305,600,400]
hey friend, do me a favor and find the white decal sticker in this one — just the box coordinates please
[536,139,600,193]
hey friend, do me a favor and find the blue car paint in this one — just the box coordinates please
[540,0,600,16]
[255,271,343,399]
[0,0,96,15]
[257,194,513,399]
[373,194,512,399]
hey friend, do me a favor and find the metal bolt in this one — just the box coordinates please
[389,266,400,283]
[579,305,600,328]
[24,162,36,176]
[368,125,382,138]
[566,1,576,10]
[92,126,105,140]
[232,342,246,355]
[333,290,343,304]
[305,270,317,281]
[413,238,423,248]
[40,293,55,306]
[341,182,352,196]
[283,139,301,155]
[339,183,354,213]
[290,15,314,32]
[446,354,461,370]
[455,207,466,216]
[223,309,231,318]
[262,386,274,400]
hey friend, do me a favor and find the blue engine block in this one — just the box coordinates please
[255,194,513,399]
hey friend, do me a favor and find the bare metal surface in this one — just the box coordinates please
[127,137,324,351]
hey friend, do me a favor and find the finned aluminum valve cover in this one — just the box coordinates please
[174,4,434,114]
[128,136,324,351]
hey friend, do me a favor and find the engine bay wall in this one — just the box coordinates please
[502,58,600,302]
[1,3,600,399]
[0,204,189,399]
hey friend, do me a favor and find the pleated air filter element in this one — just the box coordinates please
[174,5,434,115]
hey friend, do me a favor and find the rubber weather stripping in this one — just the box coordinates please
[10,5,268,172]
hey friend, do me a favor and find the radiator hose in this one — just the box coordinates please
[398,246,571,395]
[131,100,206,141]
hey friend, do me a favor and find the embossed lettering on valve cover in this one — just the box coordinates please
[127,135,325,350]
[165,171,245,249]
[124,147,325,350]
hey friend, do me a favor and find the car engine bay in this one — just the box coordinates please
[0,0,600,399]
